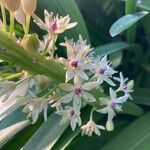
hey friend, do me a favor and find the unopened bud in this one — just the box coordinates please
[15,6,26,26]
[21,0,37,16]
[3,0,21,12]
[34,74,50,90]
[21,34,39,53]
[106,120,114,131]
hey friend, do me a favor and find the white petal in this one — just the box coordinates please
[109,88,116,100]
[115,95,128,103]
[60,93,73,103]
[32,109,39,124]
[97,107,108,114]
[94,127,101,136]
[99,97,109,105]
[82,82,99,91]
[82,91,96,102]
[77,71,89,80]
[59,83,74,92]
[66,70,75,82]
[70,118,76,131]
[73,96,81,112]
[66,22,78,29]
[104,77,116,86]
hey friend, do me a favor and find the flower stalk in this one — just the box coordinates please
[0,3,7,30]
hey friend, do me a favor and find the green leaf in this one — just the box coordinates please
[0,109,29,148]
[94,42,137,57]
[23,112,69,150]
[110,11,149,37]
[121,102,143,117]
[133,88,150,106]
[35,0,90,41]
[100,112,150,150]
[137,0,150,11]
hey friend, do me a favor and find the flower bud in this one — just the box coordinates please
[21,0,37,16]
[21,34,39,53]
[15,6,26,26]
[106,120,114,131]
[3,0,21,12]
[34,74,50,90]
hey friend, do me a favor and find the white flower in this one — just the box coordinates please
[32,10,77,36]
[81,120,105,136]
[59,36,94,82]
[17,92,49,124]
[97,88,128,131]
[59,80,98,111]
[93,56,116,86]
[114,72,134,99]
[56,106,81,131]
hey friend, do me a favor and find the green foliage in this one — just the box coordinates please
[0,0,150,150]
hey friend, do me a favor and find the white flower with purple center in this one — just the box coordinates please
[114,72,134,99]
[32,10,77,36]
[59,81,99,111]
[81,120,105,136]
[56,106,81,131]
[93,56,117,86]
[59,36,94,82]
[97,88,128,131]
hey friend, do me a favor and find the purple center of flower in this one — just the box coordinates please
[70,109,75,117]
[111,102,116,109]
[74,87,81,95]
[123,83,127,90]
[50,21,58,32]
[97,68,106,75]
[70,59,79,68]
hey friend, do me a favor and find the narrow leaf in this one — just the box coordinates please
[100,112,150,150]
[23,113,69,150]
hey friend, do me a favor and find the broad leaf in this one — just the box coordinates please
[94,42,137,57]
[110,11,148,37]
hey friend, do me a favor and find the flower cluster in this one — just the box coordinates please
[0,1,134,137]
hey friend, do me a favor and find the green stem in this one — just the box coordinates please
[51,36,57,58]
[42,38,51,56]
[125,0,137,43]
[10,12,15,36]
[5,72,24,80]
[25,15,31,36]
[90,108,95,121]
[1,3,7,31]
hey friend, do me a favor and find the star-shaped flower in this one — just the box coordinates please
[59,36,94,82]
[32,10,77,36]
[56,106,81,131]
[59,80,98,111]
[97,88,128,131]
[114,72,134,99]
[93,56,117,86]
